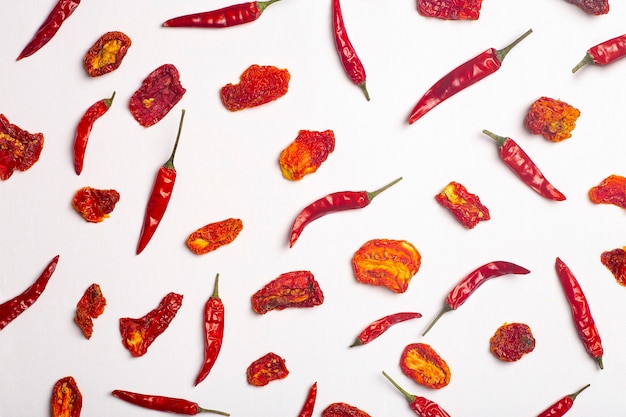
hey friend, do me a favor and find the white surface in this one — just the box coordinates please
[1,0,626,416]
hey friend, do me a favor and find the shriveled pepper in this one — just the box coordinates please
[279,130,335,181]
[350,312,422,347]
[588,174,626,209]
[251,271,324,314]
[417,0,483,20]
[74,283,106,339]
[382,371,452,417]
[399,343,451,389]
[0,114,44,180]
[51,376,82,417]
[73,92,115,175]
[246,352,289,386]
[186,218,243,255]
[435,181,490,229]
[524,97,580,142]
[221,64,290,111]
[72,186,120,223]
[600,246,626,286]
[83,31,132,77]
[489,322,536,362]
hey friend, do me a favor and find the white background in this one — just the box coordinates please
[1,0,626,416]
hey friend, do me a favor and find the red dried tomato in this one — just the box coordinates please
[251,271,324,314]
[322,403,372,417]
[51,376,82,417]
[0,114,44,180]
[564,0,609,15]
[417,0,483,20]
[221,64,290,111]
[246,352,289,386]
[186,218,243,255]
[72,186,120,223]
[129,64,186,127]
[74,283,106,339]
[600,247,626,286]
[279,130,335,181]
[524,97,580,142]
[435,181,490,229]
[489,322,536,362]
[400,343,451,389]
[83,31,132,77]
[588,174,626,209]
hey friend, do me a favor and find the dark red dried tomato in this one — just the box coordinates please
[417,0,483,20]
[221,64,290,111]
[489,322,536,362]
[322,402,372,417]
[129,64,186,127]
[0,114,44,180]
[435,181,490,229]
[564,0,609,15]
[588,174,626,209]
[72,186,120,223]
[83,31,132,77]
[246,352,289,386]
[601,247,626,286]
[74,283,106,339]
[251,271,324,314]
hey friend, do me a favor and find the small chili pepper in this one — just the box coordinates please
[17,0,80,61]
[572,34,625,73]
[400,343,451,389]
[279,130,336,181]
[536,384,590,417]
[382,371,452,417]
[555,257,604,369]
[322,402,372,417]
[72,186,120,223]
[332,0,369,100]
[112,390,230,415]
[588,174,626,209]
[482,129,566,201]
[0,114,44,181]
[186,218,244,255]
[73,92,115,175]
[350,312,422,347]
[195,274,225,386]
[289,177,402,248]
[408,29,532,124]
[83,31,132,77]
[220,64,290,111]
[422,260,530,336]
[297,382,317,417]
[524,97,580,142]
[0,255,59,331]
[600,246,626,285]
[417,0,483,20]
[489,322,536,362]
[129,64,186,127]
[563,0,609,15]
[246,351,289,386]
[136,110,186,254]
[51,376,82,417]
[435,181,490,229]
[163,0,282,28]
[74,283,106,339]
[251,270,324,314]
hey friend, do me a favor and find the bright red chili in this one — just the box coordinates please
[195,274,225,386]
[422,261,530,336]
[536,384,590,417]
[297,382,317,417]
[381,371,451,417]
[350,312,422,347]
[555,257,604,369]
[572,34,626,73]
[162,0,282,28]
[112,390,230,415]
[0,255,59,331]
[136,109,186,255]
[289,177,402,247]
[408,29,532,124]
[482,129,566,201]
[73,92,115,175]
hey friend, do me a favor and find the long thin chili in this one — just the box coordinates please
[350,312,422,347]
[572,34,626,73]
[297,382,317,417]
[73,92,115,175]
[195,274,225,386]
[537,384,590,417]
[162,0,281,28]
[112,390,230,415]
[408,29,532,124]
[381,371,451,417]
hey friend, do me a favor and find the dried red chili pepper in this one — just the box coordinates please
[251,270,324,314]
[73,92,115,175]
[536,384,590,417]
[220,64,290,111]
[417,0,483,20]
[83,31,132,77]
[136,110,186,254]
[524,97,580,142]
[246,352,289,386]
[435,181,490,229]
[119,292,183,357]
[332,0,369,100]
[279,130,335,181]
[112,390,230,415]
[129,64,186,127]
[482,129,566,201]
[322,402,372,417]
[563,0,609,15]
[422,260,530,336]
[289,177,402,247]
[350,312,422,347]
[600,246,626,285]
[17,0,80,60]
[162,0,282,28]
[0,255,59,331]
[0,114,44,180]
[588,174,626,209]
[195,274,224,386]
[382,371,452,417]
[74,283,106,339]
[186,218,243,255]
[297,382,317,417]
[72,186,120,223]
[51,376,82,417]
[555,257,604,369]
[489,322,536,362]
[573,34,626,73]
[399,343,451,389]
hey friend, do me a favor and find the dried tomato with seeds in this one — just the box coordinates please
[352,239,421,293]
[251,271,324,314]
[489,322,536,362]
[74,283,106,339]
[322,403,372,417]
[83,31,132,77]
[221,64,290,111]
[435,181,490,229]
[417,0,483,20]
[0,114,44,180]
[400,343,450,389]
[72,186,120,223]
[246,352,289,386]
[601,247,626,286]
[129,64,186,127]
[563,0,609,15]
[589,174,626,209]
[51,376,82,417]
[524,97,580,142]
[279,130,335,181]
[186,218,243,255]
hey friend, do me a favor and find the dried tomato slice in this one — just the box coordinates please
[72,186,120,223]
[417,0,483,20]
[600,247,626,286]
[129,64,186,127]
[83,31,132,77]
[524,97,580,142]
[399,343,451,389]
[564,0,609,15]
[588,174,626,209]
[221,64,290,111]
[435,181,490,229]
[0,114,44,180]
[246,352,289,386]
[279,130,335,181]
[74,283,106,339]
[51,376,82,417]
[322,403,372,417]
[251,271,324,314]
[186,218,243,255]
[489,322,536,362]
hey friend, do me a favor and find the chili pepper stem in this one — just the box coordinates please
[359,83,370,101]
[482,129,507,147]
[596,356,604,369]
[572,54,593,73]
[381,371,416,403]
[569,384,591,401]
[257,0,282,13]
[164,109,186,170]
[421,304,452,336]
[105,91,116,107]
[211,273,220,299]
[197,406,231,415]
[366,177,402,201]
[496,29,533,62]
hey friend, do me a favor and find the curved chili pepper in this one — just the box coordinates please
[297,382,317,417]
[572,34,626,73]
[408,29,532,124]
[162,0,282,28]
[350,312,422,347]
[537,384,590,417]
[289,177,402,248]
[0,255,59,331]
[112,390,230,415]
[482,129,566,201]
[17,0,81,60]
[382,371,451,417]
[422,261,530,336]
[195,274,225,386]
[136,109,186,255]
[555,257,604,369]
[73,92,115,175]
[332,0,369,100]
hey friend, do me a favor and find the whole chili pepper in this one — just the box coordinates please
[350,312,422,347]
[136,109,186,255]
[572,34,626,73]
[17,0,81,60]
[536,384,590,417]
[51,376,82,417]
[332,0,369,100]
[195,274,224,386]
[0,255,59,331]
[297,382,317,417]
[555,257,604,369]
[408,29,532,124]
[482,129,566,201]
[422,260,530,336]
[381,371,451,417]
[289,177,402,248]
[112,390,230,415]
[162,0,282,28]
[73,91,115,175]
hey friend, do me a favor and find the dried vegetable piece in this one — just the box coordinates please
[112,390,230,415]
[251,271,324,314]
[83,31,132,77]
[382,371,452,417]
[129,64,186,127]
[72,186,120,223]
[322,403,372,417]
[51,376,82,417]
[350,312,422,347]
[0,114,44,180]
[352,239,421,293]
[73,92,115,175]
[563,0,609,15]
[536,384,591,417]
[573,34,626,73]
[74,283,106,339]
[246,352,289,386]
[279,130,335,181]
[186,218,243,255]
[435,181,490,229]
[588,174,626,209]
[221,64,290,111]
[297,382,317,417]
[400,343,451,389]
[417,0,483,20]
[524,97,580,142]
[489,322,536,362]
[600,247,626,286]
[162,0,283,28]
[195,274,224,386]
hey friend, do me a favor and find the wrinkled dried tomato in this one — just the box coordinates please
[589,174,626,209]
[83,31,132,77]
[72,186,120,223]
[322,403,372,417]
[129,64,186,127]
[246,352,289,386]
[564,0,609,15]
[435,181,490,229]
[417,0,483,20]
[400,343,451,389]
[600,247,626,286]
[524,97,580,142]
[352,239,421,293]
[251,270,324,314]
[489,322,536,362]
[51,376,82,417]
[279,130,335,181]
[74,283,106,339]
[0,114,44,180]
[221,64,290,111]
[186,218,243,255]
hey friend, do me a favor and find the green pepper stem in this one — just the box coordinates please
[496,28,533,62]
[197,406,231,415]
[421,303,452,337]
[482,129,507,148]
[381,371,415,403]
[105,91,116,107]
[366,177,402,201]
[572,53,593,73]
[164,109,186,170]
[257,0,282,13]
[211,273,220,300]
[359,82,370,101]
[596,356,603,370]
[568,384,590,401]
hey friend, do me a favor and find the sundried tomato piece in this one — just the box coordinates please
[74,283,106,339]
[524,97,580,142]
[400,343,451,389]
[0,114,44,180]
[489,322,536,362]
[322,403,372,417]
[279,130,335,181]
[417,0,483,20]
[435,181,490,229]
[221,64,290,111]
[600,247,626,286]
[251,271,324,314]
[564,0,609,15]
[72,186,120,223]
[352,239,421,293]
[51,376,82,417]
[83,31,132,77]
[588,174,626,209]
[246,352,289,386]
[129,64,186,127]
[186,218,243,255]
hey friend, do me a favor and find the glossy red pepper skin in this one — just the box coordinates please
[297,382,318,417]
[572,34,626,73]
[112,390,229,415]
[408,29,532,124]
[73,92,115,175]
[195,274,225,386]
[162,0,281,28]
[382,371,451,417]
[350,312,422,347]
[537,384,590,417]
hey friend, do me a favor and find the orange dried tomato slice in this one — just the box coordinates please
[399,342,450,389]
[220,64,290,111]
[279,130,335,181]
[489,322,536,362]
[524,96,580,142]
[589,174,626,209]
[72,186,120,223]
[246,352,289,386]
[435,181,490,229]
[51,376,82,417]
[0,114,44,180]
[83,31,132,77]
[186,218,243,255]
[600,247,626,286]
